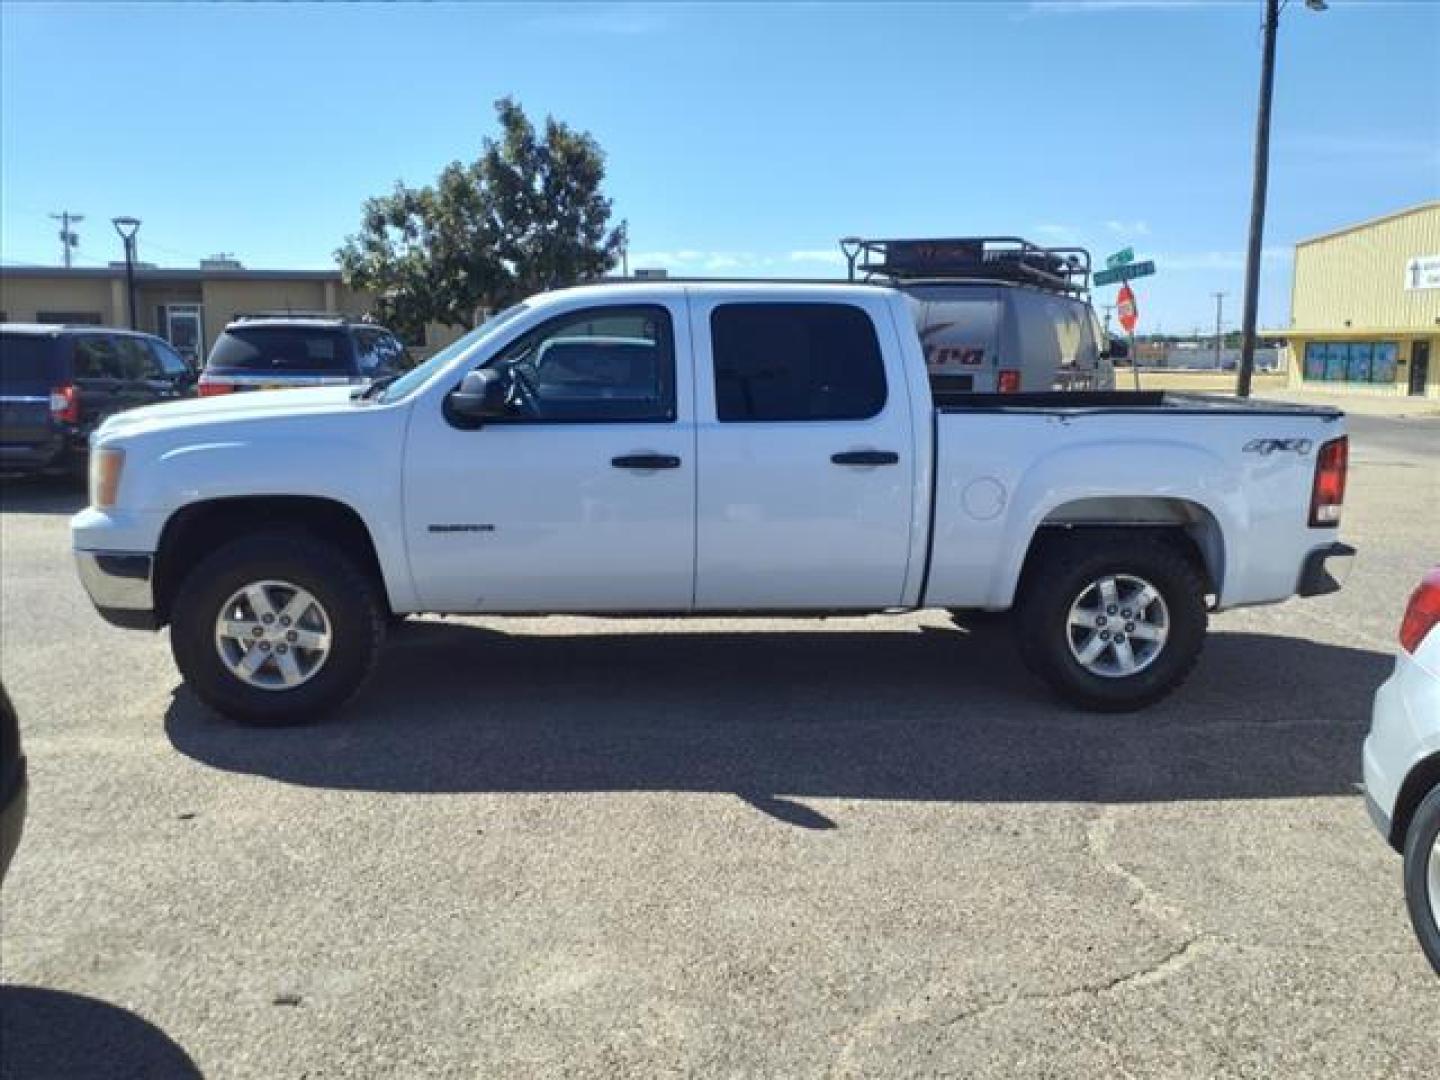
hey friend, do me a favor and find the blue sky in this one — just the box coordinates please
[2,1,1436,332]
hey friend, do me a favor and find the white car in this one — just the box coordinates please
[70,279,1353,725]
[1364,567,1440,975]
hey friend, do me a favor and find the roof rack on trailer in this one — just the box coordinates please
[839,236,1091,296]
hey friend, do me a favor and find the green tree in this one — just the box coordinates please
[337,98,626,342]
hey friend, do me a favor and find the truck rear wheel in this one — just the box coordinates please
[169,531,385,725]
[1014,530,1207,712]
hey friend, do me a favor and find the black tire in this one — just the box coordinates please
[1402,785,1440,976]
[169,531,385,726]
[1013,528,1208,712]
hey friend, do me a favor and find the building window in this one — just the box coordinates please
[1303,341,1398,384]
[37,311,103,325]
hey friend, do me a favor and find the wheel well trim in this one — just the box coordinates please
[153,494,401,624]
[1390,750,1440,853]
[998,495,1228,609]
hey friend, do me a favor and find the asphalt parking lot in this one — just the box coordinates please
[2,409,1437,1078]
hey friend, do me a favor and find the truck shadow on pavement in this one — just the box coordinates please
[165,622,1390,829]
[0,985,202,1080]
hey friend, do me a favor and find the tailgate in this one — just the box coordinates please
[0,334,58,445]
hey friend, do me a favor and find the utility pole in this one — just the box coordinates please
[50,211,84,268]
[1212,292,1226,370]
[1237,0,1328,398]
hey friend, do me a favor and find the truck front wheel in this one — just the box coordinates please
[1014,530,1207,712]
[169,531,385,725]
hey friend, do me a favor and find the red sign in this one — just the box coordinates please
[1116,283,1138,334]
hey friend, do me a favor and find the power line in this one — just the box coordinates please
[49,211,84,268]
[1212,291,1227,369]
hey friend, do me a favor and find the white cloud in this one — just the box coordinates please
[1281,133,1440,165]
[1151,246,1292,271]
[1033,223,1080,242]
[1106,219,1151,236]
[703,253,746,272]
[788,249,846,266]
[1028,1,1210,13]
[521,3,670,37]
[626,250,788,274]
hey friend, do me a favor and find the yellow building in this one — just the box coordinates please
[0,262,465,364]
[1284,201,1440,398]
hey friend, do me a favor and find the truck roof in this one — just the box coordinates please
[554,280,892,303]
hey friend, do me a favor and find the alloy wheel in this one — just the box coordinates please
[1066,573,1170,679]
[214,580,332,691]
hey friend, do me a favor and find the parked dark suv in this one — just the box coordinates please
[198,314,408,397]
[0,324,196,477]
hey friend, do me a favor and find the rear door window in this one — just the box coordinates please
[710,302,886,422]
[73,335,126,381]
[0,335,57,392]
[207,327,353,373]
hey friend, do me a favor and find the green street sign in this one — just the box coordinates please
[1094,260,1156,287]
[1106,247,1135,269]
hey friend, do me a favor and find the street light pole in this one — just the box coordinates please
[111,216,141,330]
[1237,0,1327,398]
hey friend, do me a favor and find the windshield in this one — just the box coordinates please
[378,305,528,404]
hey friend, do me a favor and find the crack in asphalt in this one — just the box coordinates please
[1084,805,1188,930]
[938,935,1218,1028]
[834,811,1223,1060]
[930,808,1222,1026]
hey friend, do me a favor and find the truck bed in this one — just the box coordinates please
[932,388,1344,418]
[923,394,1347,614]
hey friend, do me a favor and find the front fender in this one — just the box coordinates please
[93,405,417,612]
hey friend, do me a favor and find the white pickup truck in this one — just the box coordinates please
[72,281,1354,724]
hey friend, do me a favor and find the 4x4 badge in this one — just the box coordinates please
[1243,438,1314,456]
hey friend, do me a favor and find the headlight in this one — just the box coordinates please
[90,447,126,509]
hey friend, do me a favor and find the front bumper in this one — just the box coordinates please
[75,550,158,630]
[1297,541,1356,598]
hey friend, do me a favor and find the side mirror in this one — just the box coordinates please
[448,367,509,420]
[1104,337,1131,362]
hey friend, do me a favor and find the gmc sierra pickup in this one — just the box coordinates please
[71,281,1353,724]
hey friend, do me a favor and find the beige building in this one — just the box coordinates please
[1283,201,1440,398]
[0,262,464,363]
